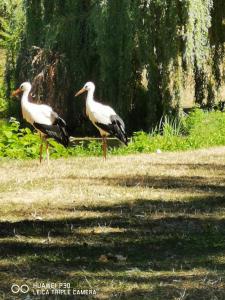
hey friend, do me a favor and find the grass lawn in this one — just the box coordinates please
[0,147,225,299]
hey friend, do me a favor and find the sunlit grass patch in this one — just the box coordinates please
[0,148,225,299]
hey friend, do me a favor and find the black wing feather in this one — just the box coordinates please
[34,117,69,147]
[95,114,128,145]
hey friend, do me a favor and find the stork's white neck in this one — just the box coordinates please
[86,87,95,105]
[21,90,31,107]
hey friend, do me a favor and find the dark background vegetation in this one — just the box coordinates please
[0,0,225,135]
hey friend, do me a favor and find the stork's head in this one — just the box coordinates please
[12,82,32,97]
[75,81,95,97]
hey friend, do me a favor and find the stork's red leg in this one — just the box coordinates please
[46,140,50,166]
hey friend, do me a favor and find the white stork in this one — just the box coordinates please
[75,82,128,158]
[12,82,69,164]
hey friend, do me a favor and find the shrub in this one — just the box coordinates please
[0,118,40,158]
[0,109,225,159]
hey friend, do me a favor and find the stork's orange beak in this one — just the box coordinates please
[12,88,22,97]
[75,87,86,97]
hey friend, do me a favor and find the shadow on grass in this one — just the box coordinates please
[89,174,225,194]
[63,162,225,194]
[1,196,225,264]
[0,170,225,299]
[116,284,225,300]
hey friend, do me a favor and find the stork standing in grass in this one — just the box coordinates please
[12,82,69,164]
[75,82,128,158]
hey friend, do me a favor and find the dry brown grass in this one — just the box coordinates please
[0,147,225,299]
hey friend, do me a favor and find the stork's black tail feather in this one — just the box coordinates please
[34,117,69,147]
[110,115,128,145]
[95,115,128,145]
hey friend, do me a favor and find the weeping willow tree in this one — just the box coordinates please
[7,0,225,133]
[93,1,139,114]
[184,0,213,106]
[138,0,185,124]
[0,0,24,97]
[15,0,99,132]
[210,0,225,106]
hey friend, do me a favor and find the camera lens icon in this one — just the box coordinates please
[11,284,29,294]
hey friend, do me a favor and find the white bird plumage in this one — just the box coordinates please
[12,82,69,164]
[75,81,128,158]
[20,83,54,125]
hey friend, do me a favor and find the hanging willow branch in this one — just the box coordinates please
[6,0,225,132]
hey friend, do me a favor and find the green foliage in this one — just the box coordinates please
[183,0,214,105]
[0,118,40,158]
[161,116,185,137]
[14,0,222,132]
[0,0,25,98]
[1,0,225,133]
[112,109,225,154]
[0,118,106,159]
[93,0,138,117]
[0,0,24,50]
[139,0,184,121]
[1,110,225,160]
[185,109,225,148]
[210,0,225,87]
[184,0,213,69]
[0,56,8,115]
[0,79,8,114]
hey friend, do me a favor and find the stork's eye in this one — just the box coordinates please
[20,85,23,89]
